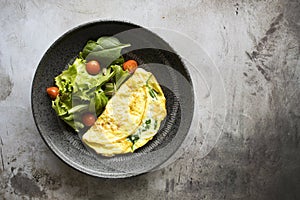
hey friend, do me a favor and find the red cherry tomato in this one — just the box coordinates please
[123,60,138,73]
[46,87,59,99]
[86,60,101,75]
[82,112,96,127]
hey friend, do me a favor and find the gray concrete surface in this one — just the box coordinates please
[1,0,300,199]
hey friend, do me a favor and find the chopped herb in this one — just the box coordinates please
[149,89,157,99]
[127,134,140,144]
[146,75,158,100]
[154,120,158,130]
[142,126,149,131]
[127,132,141,150]
[142,119,152,131]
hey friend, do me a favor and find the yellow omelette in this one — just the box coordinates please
[82,68,167,156]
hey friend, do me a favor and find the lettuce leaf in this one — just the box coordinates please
[104,65,130,97]
[52,58,116,131]
[52,36,131,132]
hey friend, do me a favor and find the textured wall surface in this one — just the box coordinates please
[1,0,300,199]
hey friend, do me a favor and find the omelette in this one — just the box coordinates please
[82,68,167,156]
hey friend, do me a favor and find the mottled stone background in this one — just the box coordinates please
[1,0,300,199]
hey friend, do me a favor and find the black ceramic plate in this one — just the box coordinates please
[31,21,194,178]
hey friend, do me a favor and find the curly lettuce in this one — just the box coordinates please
[51,36,130,132]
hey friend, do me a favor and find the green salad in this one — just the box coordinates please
[46,36,138,132]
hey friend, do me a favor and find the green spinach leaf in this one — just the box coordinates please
[81,36,130,68]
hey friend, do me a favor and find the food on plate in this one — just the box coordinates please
[123,59,138,73]
[48,57,130,131]
[47,37,131,131]
[82,68,167,156]
[46,87,59,99]
[82,112,97,127]
[47,36,167,156]
[85,60,101,75]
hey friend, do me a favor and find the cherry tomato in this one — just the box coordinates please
[46,87,59,99]
[123,60,138,73]
[86,60,101,75]
[82,112,96,127]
